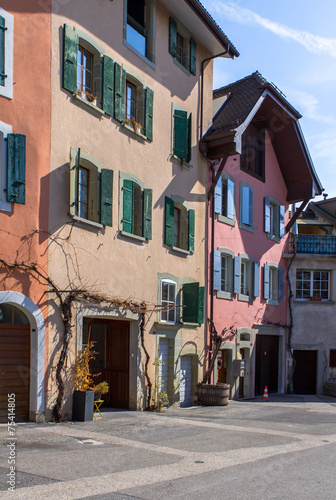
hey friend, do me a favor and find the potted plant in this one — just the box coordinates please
[93,381,109,401]
[72,341,97,421]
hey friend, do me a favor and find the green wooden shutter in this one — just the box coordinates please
[173,109,187,159]
[103,55,114,117]
[169,17,177,57]
[186,113,192,163]
[143,188,152,240]
[183,282,199,323]
[198,286,205,324]
[69,147,80,216]
[63,24,78,94]
[165,196,174,246]
[114,62,126,123]
[7,134,26,205]
[123,179,133,233]
[100,169,113,227]
[145,88,154,141]
[189,38,196,75]
[0,15,6,87]
[188,209,195,253]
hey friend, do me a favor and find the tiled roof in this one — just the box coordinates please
[185,0,239,57]
[208,71,299,137]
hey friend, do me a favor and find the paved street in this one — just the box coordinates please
[0,395,335,499]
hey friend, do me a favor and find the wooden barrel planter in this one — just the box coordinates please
[195,383,230,406]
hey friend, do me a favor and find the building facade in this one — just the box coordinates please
[287,198,336,395]
[201,73,322,399]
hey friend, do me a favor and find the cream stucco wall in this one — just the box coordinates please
[47,0,214,416]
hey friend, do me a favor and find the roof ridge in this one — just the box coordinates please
[213,71,265,95]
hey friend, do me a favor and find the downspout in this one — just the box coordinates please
[200,47,231,143]
[209,160,216,378]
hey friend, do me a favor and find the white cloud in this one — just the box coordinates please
[206,1,336,57]
[282,87,336,125]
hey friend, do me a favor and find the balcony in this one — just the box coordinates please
[289,234,336,254]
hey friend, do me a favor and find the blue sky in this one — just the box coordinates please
[202,0,336,199]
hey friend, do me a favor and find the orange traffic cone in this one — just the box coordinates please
[262,386,269,400]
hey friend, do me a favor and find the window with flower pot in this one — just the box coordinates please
[296,270,330,301]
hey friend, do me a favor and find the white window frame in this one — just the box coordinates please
[161,279,177,323]
[296,269,330,301]
[0,7,13,99]
[215,173,236,226]
[215,247,234,300]
[0,120,12,212]
[238,253,253,302]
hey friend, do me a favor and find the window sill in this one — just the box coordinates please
[266,299,279,306]
[216,290,234,301]
[123,39,156,70]
[173,58,190,77]
[239,222,254,233]
[122,123,147,142]
[120,230,146,243]
[267,233,280,243]
[74,94,104,116]
[217,214,235,227]
[238,294,251,303]
[294,299,334,305]
[170,246,191,256]
[171,155,192,170]
[72,216,104,230]
[182,322,201,327]
[155,321,180,331]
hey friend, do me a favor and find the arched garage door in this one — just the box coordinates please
[0,305,30,422]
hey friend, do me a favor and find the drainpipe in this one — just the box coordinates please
[200,47,231,144]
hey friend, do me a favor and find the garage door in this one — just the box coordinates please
[0,325,30,422]
[180,356,192,407]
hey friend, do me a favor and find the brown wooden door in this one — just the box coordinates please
[84,319,130,409]
[293,350,317,394]
[0,325,30,422]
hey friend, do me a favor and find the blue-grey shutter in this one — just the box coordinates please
[214,178,222,214]
[7,134,26,204]
[278,268,284,301]
[100,169,113,227]
[227,179,235,220]
[265,197,271,233]
[114,62,126,123]
[169,17,177,57]
[63,24,78,94]
[241,186,249,225]
[189,38,196,76]
[213,249,221,291]
[165,196,174,246]
[123,179,133,233]
[264,264,270,300]
[233,256,240,294]
[280,205,285,238]
[143,188,152,240]
[253,261,260,297]
[248,187,253,227]
[0,15,6,87]
[103,55,114,117]
[173,109,188,159]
